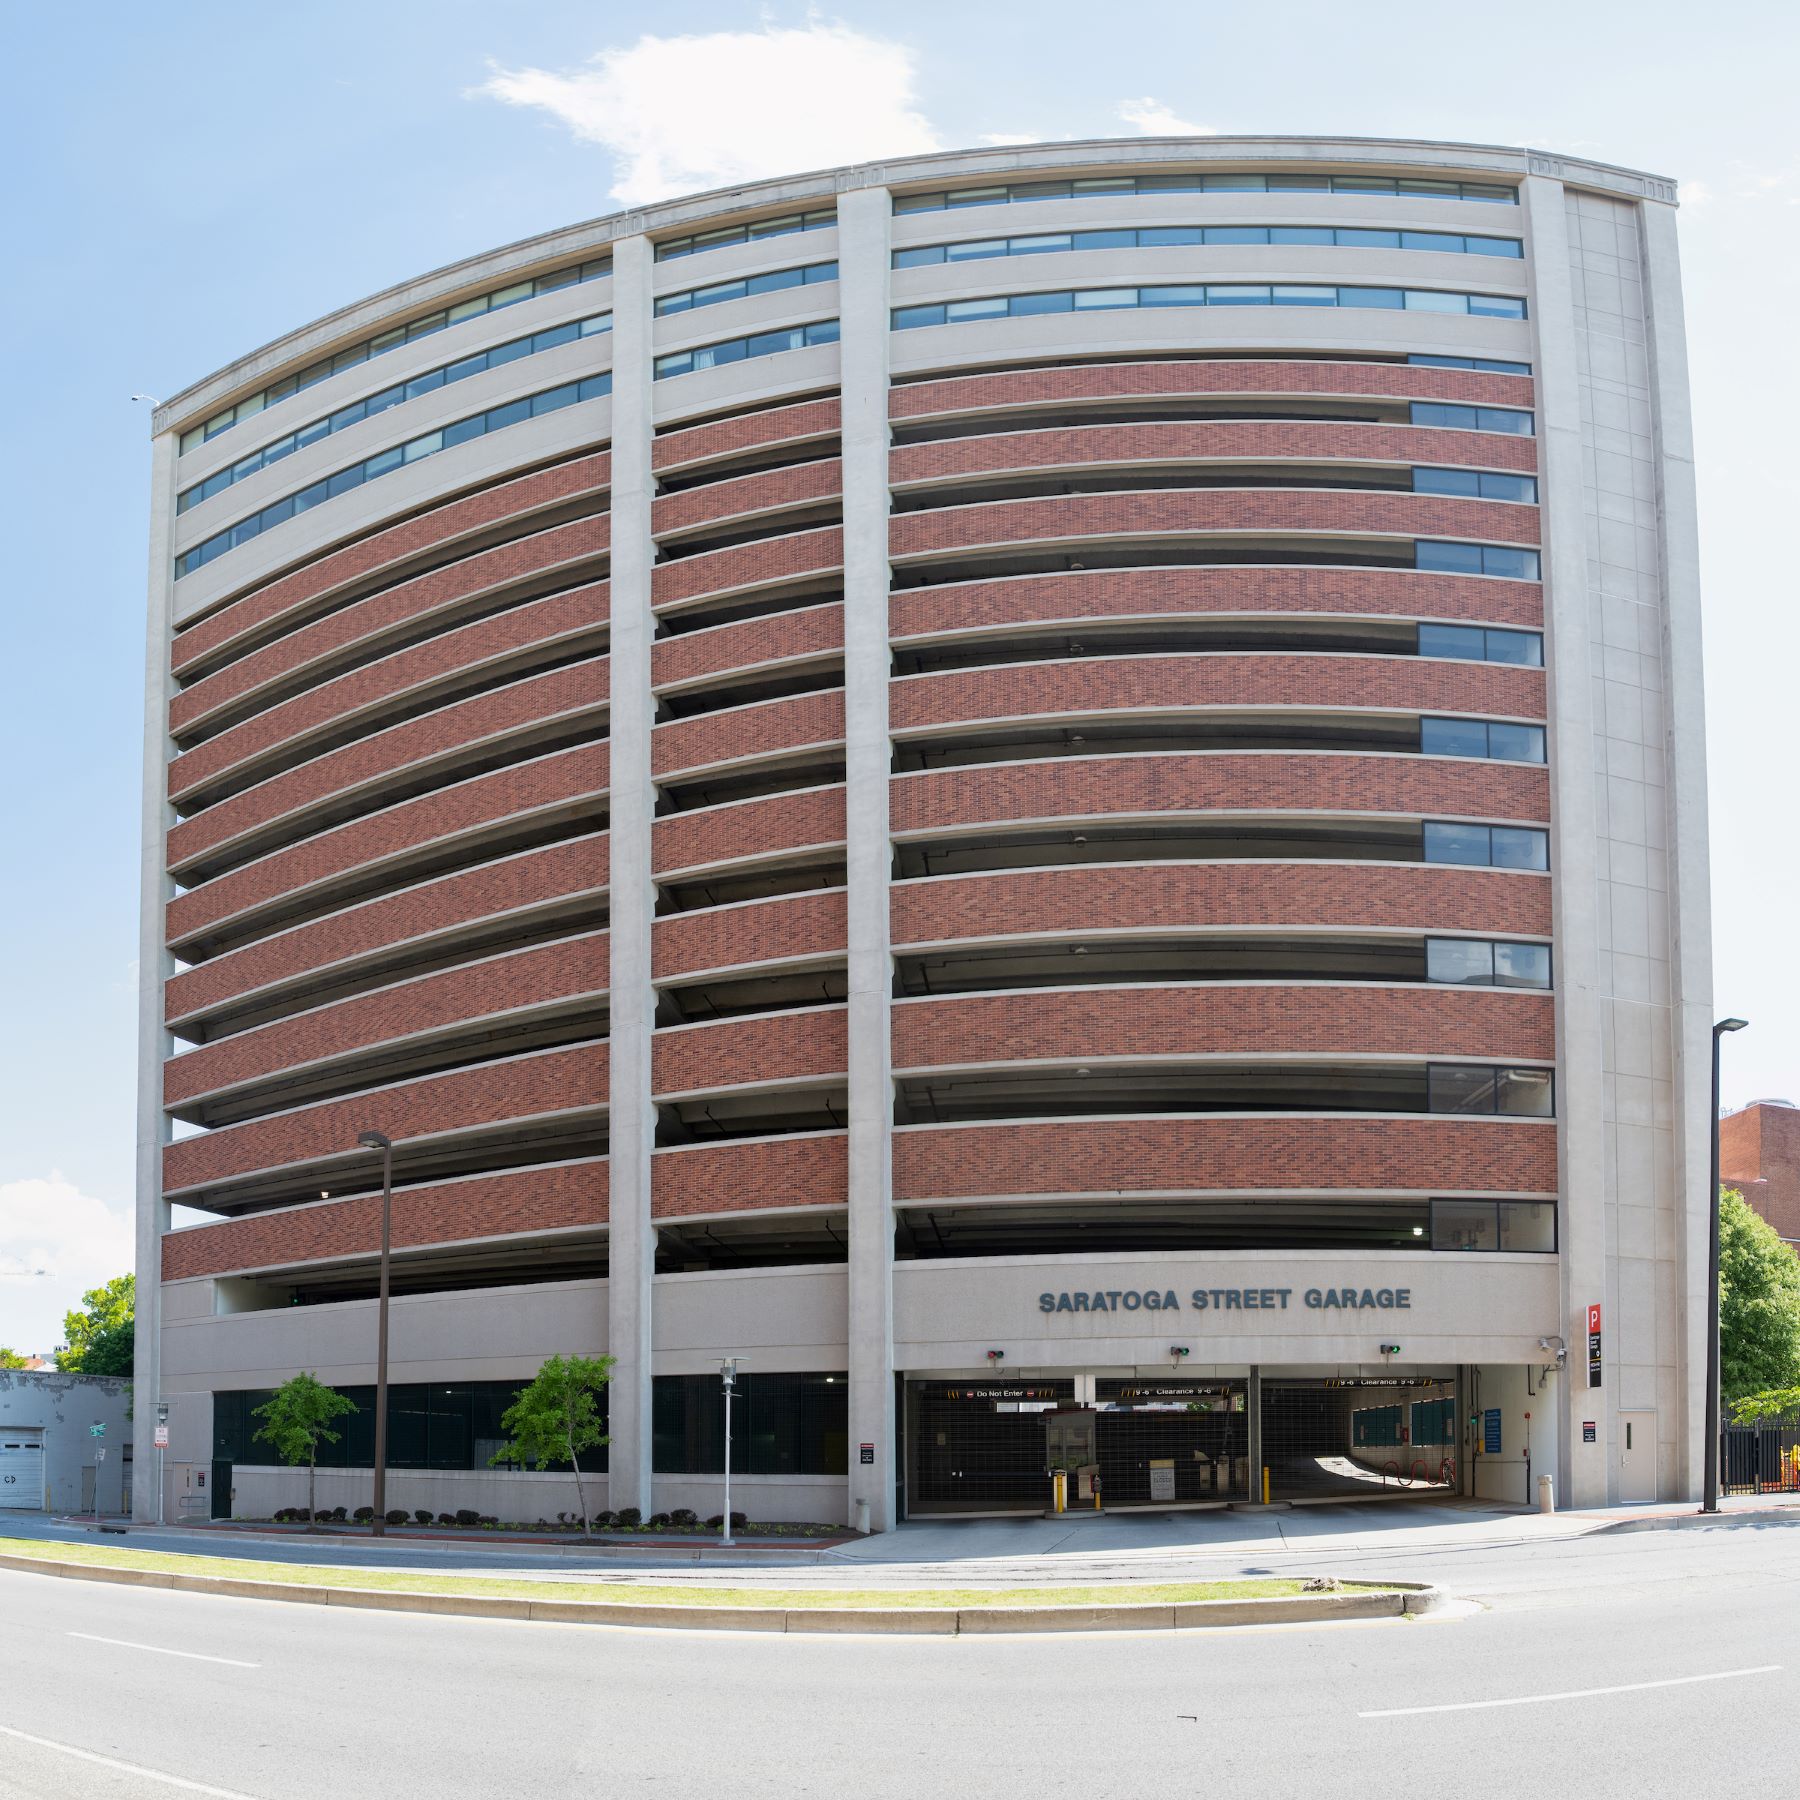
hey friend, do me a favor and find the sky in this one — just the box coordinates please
[1,0,1795,1352]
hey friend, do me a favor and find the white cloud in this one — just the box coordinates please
[0,1176,134,1358]
[477,22,941,206]
[980,133,1042,147]
[1118,97,1216,137]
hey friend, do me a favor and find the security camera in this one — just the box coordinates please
[1537,1335,1568,1366]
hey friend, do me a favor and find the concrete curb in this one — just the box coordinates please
[1593,1504,1800,1536]
[0,1551,1442,1634]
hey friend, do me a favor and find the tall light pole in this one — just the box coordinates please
[718,1357,746,1548]
[357,1130,394,1535]
[1702,1018,1748,1515]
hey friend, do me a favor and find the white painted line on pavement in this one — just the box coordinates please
[67,1631,261,1668]
[1360,1664,1782,1717]
[0,1724,258,1797]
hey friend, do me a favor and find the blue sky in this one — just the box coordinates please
[2,0,1795,1349]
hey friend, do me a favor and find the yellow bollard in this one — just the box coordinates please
[1051,1470,1066,1514]
[1262,1465,1271,1505]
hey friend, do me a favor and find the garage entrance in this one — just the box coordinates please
[1260,1376,1458,1500]
[0,1429,45,1509]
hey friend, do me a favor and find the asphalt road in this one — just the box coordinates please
[4,1519,1800,1798]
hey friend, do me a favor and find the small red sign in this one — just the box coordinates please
[1587,1302,1602,1333]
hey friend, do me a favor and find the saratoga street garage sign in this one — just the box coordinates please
[1038,1284,1414,1315]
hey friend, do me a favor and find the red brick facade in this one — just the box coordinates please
[652,457,842,536]
[651,688,845,781]
[651,525,844,610]
[1720,1102,1800,1245]
[651,785,846,877]
[652,1132,847,1217]
[653,397,841,473]
[653,889,847,980]
[652,601,844,692]
[652,1007,848,1096]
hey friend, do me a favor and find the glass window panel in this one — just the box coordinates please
[364,446,403,480]
[326,464,365,499]
[1413,402,1477,430]
[1426,938,1494,985]
[1485,722,1545,763]
[490,281,533,308]
[441,415,486,447]
[1495,1068,1554,1116]
[404,367,447,398]
[332,344,368,373]
[1493,942,1551,989]
[483,396,531,432]
[1335,228,1400,249]
[1265,173,1329,190]
[892,245,944,268]
[1490,826,1549,871]
[1433,1200,1500,1251]
[1418,623,1487,659]
[1430,1064,1499,1114]
[534,267,579,294]
[1400,231,1465,253]
[1405,289,1470,313]
[1423,821,1492,865]
[1071,177,1132,195]
[1137,226,1205,247]
[1016,181,1075,201]
[444,355,486,384]
[1413,468,1481,498]
[1465,237,1523,258]
[1475,359,1530,375]
[1477,472,1537,503]
[1137,173,1208,192]
[946,238,1008,262]
[803,319,839,345]
[694,337,747,369]
[363,386,405,417]
[532,382,581,414]
[402,431,442,463]
[1203,226,1270,245]
[1399,179,1459,197]
[293,479,330,514]
[180,427,204,454]
[258,495,294,528]
[1484,628,1543,667]
[892,305,944,330]
[1422,716,1491,758]
[485,337,531,368]
[446,297,488,324]
[806,262,838,283]
[578,374,613,401]
[1141,285,1208,306]
[1339,287,1405,309]
[1409,355,1471,370]
[1008,234,1073,254]
[748,267,803,294]
[329,401,367,432]
[1416,540,1487,575]
[1475,408,1533,435]
[1008,290,1074,315]
[1269,226,1334,245]
[1331,176,1396,194]
[946,187,1007,208]
[893,192,943,213]
[1204,174,1265,191]
[945,296,1007,321]
[532,321,579,350]
[1461,184,1517,203]
[1073,288,1139,310]
[1072,229,1135,251]
[1498,1201,1556,1251]
[1271,285,1336,306]
[1469,294,1527,318]
[1481,546,1540,580]
[580,313,613,336]
[1207,285,1271,305]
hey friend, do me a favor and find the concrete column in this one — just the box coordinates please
[1639,199,1714,1500]
[132,427,178,1522]
[1523,173,1610,1506]
[837,183,898,1530]
[605,232,657,1515]
[1246,1367,1262,1503]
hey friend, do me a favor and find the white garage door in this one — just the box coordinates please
[0,1431,45,1508]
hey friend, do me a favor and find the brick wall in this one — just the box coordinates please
[651,785,845,877]
[652,1007,847,1096]
[652,1132,847,1216]
[652,601,844,692]
[651,525,843,610]
[653,889,847,980]
[654,397,841,472]
[893,1116,1557,1199]
[652,688,844,780]
[1721,1103,1800,1245]
[652,457,842,535]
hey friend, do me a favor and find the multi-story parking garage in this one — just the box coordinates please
[135,137,1713,1528]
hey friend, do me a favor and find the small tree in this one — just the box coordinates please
[254,1373,357,1528]
[56,1274,135,1375]
[1721,1188,1800,1403]
[0,1348,29,1369]
[1729,1385,1800,1426]
[488,1353,614,1536]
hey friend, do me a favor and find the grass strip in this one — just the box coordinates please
[0,1538,1386,1611]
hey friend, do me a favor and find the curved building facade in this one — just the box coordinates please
[135,137,1712,1526]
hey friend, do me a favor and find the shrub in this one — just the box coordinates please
[384,1509,408,1527]
[436,1513,457,1527]
[413,1509,434,1526]
[614,1506,642,1529]
[646,1511,672,1530]
[353,1506,374,1523]
[668,1507,698,1530]
[454,1509,480,1528]
[478,1515,499,1529]
[591,1509,616,1529]
[329,1506,348,1523]
[705,1511,748,1531]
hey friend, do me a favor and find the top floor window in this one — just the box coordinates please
[894,173,1518,212]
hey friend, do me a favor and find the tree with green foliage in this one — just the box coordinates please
[254,1372,358,1527]
[1720,1187,1800,1404]
[487,1353,614,1535]
[0,1348,30,1369]
[55,1273,135,1376]
[1729,1385,1800,1425]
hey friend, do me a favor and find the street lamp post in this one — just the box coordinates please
[1701,1018,1748,1516]
[357,1130,395,1535]
[719,1358,745,1548]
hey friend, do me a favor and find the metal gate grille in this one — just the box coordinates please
[1261,1378,1456,1500]
[908,1381,1073,1511]
[1095,1381,1249,1503]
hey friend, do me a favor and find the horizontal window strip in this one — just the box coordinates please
[893,284,1527,330]
[895,226,1521,269]
[654,318,840,380]
[656,261,838,316]
[178,257,612,453]
[895,173,1518,212]
[1408,353,1531,375]
[174,373,613,579]
[177,315,613,515]
[656,209,836,262]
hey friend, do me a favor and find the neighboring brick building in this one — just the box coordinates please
[137,136,1713,1527]
[1721,1101,1800,1246]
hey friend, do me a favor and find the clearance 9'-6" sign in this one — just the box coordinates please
[1037,1284,1413,1317]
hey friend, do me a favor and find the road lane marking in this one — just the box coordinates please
[0,1724,258,1796]
[1360,1665,1782,1717]
[67,1631,260,1668]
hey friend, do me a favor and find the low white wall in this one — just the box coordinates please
[226,1464,609,1524]
[650,1474,848,1527]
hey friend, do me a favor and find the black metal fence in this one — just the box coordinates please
[1721,1424,1800,1495]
